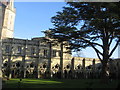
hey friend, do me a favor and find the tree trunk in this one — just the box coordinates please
[101,36,109,81]
[101,60,108,79]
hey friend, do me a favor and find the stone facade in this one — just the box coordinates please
[2,37,100,78]
[0,0,15,39]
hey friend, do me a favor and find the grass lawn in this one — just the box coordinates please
[2,78,119,88]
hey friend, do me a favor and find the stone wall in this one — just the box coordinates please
[2,38,100,78]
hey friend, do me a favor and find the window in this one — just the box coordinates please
[16,62,20,67]
[5,45,10,53]
[18,46,22,54]
[44,49,48,57]
[58,51,61,57]
[53,50,56,57]
[30,62,34,68]
[31,47,35,55]
[43,63,47,68]
[4,61,8,67]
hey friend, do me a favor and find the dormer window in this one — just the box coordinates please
[31,47,35,55]
[5,45,10,53]
[18,46,22,54]
[44,49,48,57]
[53,50,56,57]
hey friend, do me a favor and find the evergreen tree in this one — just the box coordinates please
[45,2,120,79]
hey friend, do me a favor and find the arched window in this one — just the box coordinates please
[66,65,70,69]
[87,65,91,69]
[17,46,22,54]
[16,62,20,67]
[55,64,59,68]
[43,63,47,68]
[77,65,80,69]
[5,45,10,53]
[3,61,8,67]
[31,47,35,55]
[53,50,57,57]
[12,64,15,67]
[30,62,34,68]
[44,49,48,57]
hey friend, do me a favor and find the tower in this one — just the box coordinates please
[0,0,16,39]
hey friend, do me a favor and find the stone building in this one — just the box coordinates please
[2,37,100,78]
[0,0,101,79]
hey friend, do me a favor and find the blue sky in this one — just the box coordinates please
[14,2,118,58]
[14,2,66,39]
[14,0,65,2]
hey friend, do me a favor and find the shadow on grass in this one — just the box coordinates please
[2,78,119,88]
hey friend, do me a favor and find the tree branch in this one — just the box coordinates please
[91,44,103,56]
[91,42,103,48]
[109,40,120,57]
[96,49,102,62]
[108,33,114,47]
[80,37,103,56]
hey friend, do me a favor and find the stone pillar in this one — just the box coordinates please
[82,58,85,78]
[7,39,13,79]
[60,42,63,78]
[0,6,3,90]
[71,57,75,78]
[0,39,2,78]
[71,58,74,71]
[21,56,25,78]
[7,55,11,78]
[47,42,52,78]
[21,40,27,78]
[92,59,95,72]
[92,59,95,78]
[82,58,85,70]
[36,41,40,78]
